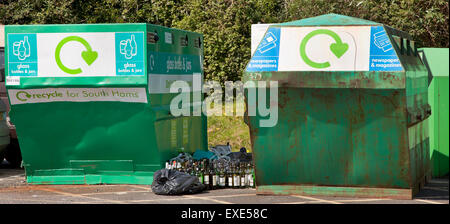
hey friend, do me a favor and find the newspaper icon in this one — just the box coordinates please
[373,31,393,52]
[257,32,277,54]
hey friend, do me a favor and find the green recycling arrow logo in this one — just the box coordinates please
[55,36,98,75]
[16,91,31,102]
[300,29,349,69]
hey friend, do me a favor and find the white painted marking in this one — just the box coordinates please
[291,195,343,204]
[414,199,446,204]
[182,195,233,204]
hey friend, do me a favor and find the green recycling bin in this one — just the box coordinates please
[243,14,431,199]
[419,48,449,177]
[4,23,207,184]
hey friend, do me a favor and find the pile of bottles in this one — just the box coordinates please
[165,159,255,189]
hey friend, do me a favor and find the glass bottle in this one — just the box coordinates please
[165,161,170,170]
[180,161,186,173]
[190,162,195,176]
[176,161,182,171]
[240,162,246,188]
[172,161,177,171]
[233,163,240,188]
[227,163,234,188]
[250,163,255,188]
[212,163,218,189]
[189,162,195,176]
[209,163,215,190]
[196,162,203,184]
[203,161,210,189]
[246,163,253,188]
[219,163,226,188]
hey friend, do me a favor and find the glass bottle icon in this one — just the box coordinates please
[24,36,31,57]
[131,35,137,56]
[119,34,138,59]
[125,40,132,59]
[13,36,31,60]
[18,41,26,60]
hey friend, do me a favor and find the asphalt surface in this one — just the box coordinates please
[0,168,448,204]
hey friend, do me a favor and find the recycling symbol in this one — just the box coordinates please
[300,29,349,69]
[55,36,98,74]
[16,91,31,102]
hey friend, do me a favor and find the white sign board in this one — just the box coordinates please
[8,88,148,105]
[7,32,145,77]
[247,25,403,72]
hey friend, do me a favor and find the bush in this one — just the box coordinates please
[1,0,448,82]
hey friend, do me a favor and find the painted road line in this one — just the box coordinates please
[129,196,232,204]
[182,195,233,204]
[0,174,25,181]
[210,194,256,198]
[291,195,343,204]
[129,185,152,191]
[128,198,182,203]
[276,201,328,204]
[73,201,120,204]
[334,198,388,202]
[128,198,185,203]
[422,186,449,192]
[38,187,126,204]
[81,190,148,196]
[126,194,256,203]
[0,197,94,204]
[414,199,446,204]
[4,174,24,178]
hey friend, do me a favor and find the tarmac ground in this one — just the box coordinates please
[0,168,448,204]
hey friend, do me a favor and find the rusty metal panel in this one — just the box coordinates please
[247,88,410,188]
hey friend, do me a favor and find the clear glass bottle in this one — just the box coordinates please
[246,163,253,188]
[165,161,170,170]
[228,163,234,188]
[219,163,226,188]
[24,36,30,57]
[212,163,218,189]
[240,162,246,188]
[233,163,240,188]
[176,161,181,171]
[203,161,210,189]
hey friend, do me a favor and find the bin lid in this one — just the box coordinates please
[246,14,406,73]
[277,13,380,27]
[243,14,425,89]
[419,48,449,77]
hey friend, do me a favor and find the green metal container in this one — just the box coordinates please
[4,23,207,184]
[419,48,449,177]
[243,14,431,199]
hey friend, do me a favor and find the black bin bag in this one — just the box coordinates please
[151,169,205,195]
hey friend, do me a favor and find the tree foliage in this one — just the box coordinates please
[1,0,448,81]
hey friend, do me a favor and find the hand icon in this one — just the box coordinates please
[13,36,31,60]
